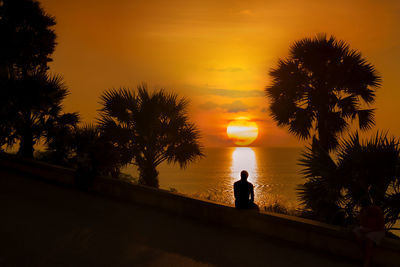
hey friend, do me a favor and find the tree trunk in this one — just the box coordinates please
[317,127,329,151]
[138,162,159,188]
[18,130,34,158]
[316,111,335,152]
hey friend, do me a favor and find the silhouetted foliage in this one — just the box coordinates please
[99,85,203,187]
[266,34,381,151]
[37,124,127,177]
[73,124,130,177]
[0,73,79,158]
[0,0,56,78]
[42,112,80,165]
[0,84,14,148]
[0,0,79,158]
[298,132,400,229]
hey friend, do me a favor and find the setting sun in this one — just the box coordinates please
[226,117,259,146]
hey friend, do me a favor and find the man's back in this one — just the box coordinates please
[234,180,254,208]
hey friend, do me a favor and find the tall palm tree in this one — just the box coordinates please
[99,85,203,187]
[0,0,56,77]
[0,72,78,158]
[266,34,381,151]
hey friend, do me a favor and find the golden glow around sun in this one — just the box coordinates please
[226,117,259,146]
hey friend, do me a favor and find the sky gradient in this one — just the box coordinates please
[42,0,400,147]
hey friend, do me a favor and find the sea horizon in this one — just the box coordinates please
[123,146,304,209]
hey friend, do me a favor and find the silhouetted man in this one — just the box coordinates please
[234,170,258,210]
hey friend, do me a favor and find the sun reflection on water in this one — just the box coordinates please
[230,147,258,184]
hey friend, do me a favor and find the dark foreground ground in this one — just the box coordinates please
[0,170,358,267]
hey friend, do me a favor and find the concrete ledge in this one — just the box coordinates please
[1,152,399,266]
[0,153,75,185]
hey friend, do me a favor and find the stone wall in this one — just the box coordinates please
[1,152,399,266]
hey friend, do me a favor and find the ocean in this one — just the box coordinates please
[124,147,304,209]
[122,146,400,233]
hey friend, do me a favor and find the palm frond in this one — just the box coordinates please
[357,109,375,130]
[337,95,358,118]
[288,108,313,139]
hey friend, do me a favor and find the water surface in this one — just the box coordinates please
[124,147,303,208]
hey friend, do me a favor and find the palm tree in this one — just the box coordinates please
[99,85,203,187]
[0,72,78,158]
[0,81,15,149]
[72,124,129,178]
[43,113,80,165]
[298,132,400,229]
[266,34,381,151]
[0,0,56,77]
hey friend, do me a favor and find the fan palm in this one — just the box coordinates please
[72,124,129,177]
[266,34,381,151]
[99,85,203,187]
[0,72,78,158]
[43,113,80,165]
[298,132,400,229]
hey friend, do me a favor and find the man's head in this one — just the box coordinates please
[240,170,248,180]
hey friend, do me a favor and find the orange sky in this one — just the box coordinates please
[41,0,400,147]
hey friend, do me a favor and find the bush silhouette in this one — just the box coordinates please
[298,132,400,229]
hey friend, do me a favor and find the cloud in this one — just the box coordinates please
[183,84,264,98]
[199,100,256,113]
[199,101,219,110]
[207,88,265,98]
[221,100,254,113]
